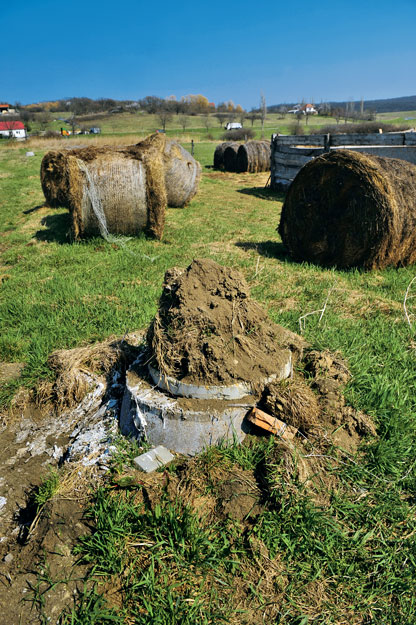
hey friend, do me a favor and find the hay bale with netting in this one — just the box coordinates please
[213,142,235,169]
[223,143,240,172]
[236,141,270,173]
[41,144,166,239]
[278,149,416,270]
[40,134,201,240]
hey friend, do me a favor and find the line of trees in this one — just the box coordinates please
[16,95,248,119]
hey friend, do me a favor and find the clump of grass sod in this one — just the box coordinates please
[2,139,416,623]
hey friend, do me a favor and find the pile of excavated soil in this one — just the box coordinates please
[147,258,305,388]
[261,349,376,451]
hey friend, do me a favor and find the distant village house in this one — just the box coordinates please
[0,121,26,139]
[288,103,318,115]
[0,103,16,115]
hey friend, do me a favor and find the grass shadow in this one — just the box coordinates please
[34,213,72,244]
[235,240,290,261]
[237,187,286,202]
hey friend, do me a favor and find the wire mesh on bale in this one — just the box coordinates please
[40,134,201,240]
[278,149,416,270]
[236,141,270,173]
[222,143,240,172]
[213,142,236,169]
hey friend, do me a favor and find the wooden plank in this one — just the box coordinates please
[273,164,302,180]
[273,135,325,146]
[274,145,325,156]
[274,132,410,148]
[247,407,298,439]
[405,133,416,145]
[273,153,315,167]
[330,133,405,146]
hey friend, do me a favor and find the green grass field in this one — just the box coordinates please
[1,138,416,623]
[30,108,416,143]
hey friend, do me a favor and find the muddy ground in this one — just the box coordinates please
[0,261,377,624]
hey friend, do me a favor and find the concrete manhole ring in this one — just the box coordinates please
[147,350,293,401]
[120,367,255,455]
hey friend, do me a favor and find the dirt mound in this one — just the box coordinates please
[260,349,376,451]
[147,258,306,388]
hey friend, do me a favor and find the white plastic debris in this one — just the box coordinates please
[25,151,35,157]
[134,446,174,473]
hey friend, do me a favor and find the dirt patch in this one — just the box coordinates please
[0,362,24,383]
[0,497,91,625]
[147,258,306,388]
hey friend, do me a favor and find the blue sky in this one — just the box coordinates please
[2,0,415,109]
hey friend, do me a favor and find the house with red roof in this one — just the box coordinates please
[288,103,318,115]
[0,121,26,139]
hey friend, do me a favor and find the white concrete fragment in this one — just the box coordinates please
[134,446,174,473]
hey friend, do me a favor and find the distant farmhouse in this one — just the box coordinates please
[0,121,26,139]
[0,103,16,115]
[288,103,318,115]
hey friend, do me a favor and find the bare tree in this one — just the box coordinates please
[215,113,227,127]
[246,110,260,127]
[278,105,287,119]
[69,115,78,135]
[178,115,189,131]
[203,115,213,132]
[19,109,34,132]
[157,109,173,131]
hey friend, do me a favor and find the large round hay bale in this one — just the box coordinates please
[278,149,416,269]
[213,142,234,169]
[223,143,240,172]
[236,141,270,173]
[40,134,201,240]
[161,139,201,207]
[41,143,166,240]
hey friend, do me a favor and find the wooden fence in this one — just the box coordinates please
[271,131,416,189]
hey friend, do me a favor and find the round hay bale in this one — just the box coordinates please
[223,143,240,172]
[236,141,270,173]
[40,134,201,240]
[213,142,234,169]
[162,139,201,207]
[278,149,416,269]
[126,133,200,207]
[41,144,166,240]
